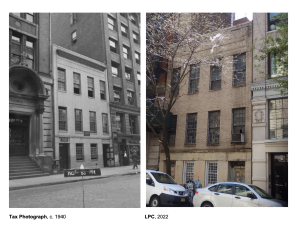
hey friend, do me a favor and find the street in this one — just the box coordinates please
[10,174,140,208]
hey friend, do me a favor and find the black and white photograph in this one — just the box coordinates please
[9,12,141,208]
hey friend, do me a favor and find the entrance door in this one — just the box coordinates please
[271,153,288,202]
[9,114,29,156]
[103,144,114,167]
[59,143,69,170]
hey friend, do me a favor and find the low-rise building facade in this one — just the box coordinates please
[52,45,111,169]
[158,21,253,187]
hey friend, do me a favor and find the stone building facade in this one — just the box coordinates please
[9,13,53,174]
[51,13,141,167]
[52,45,111,169]
[158,21,253,187]
[251,13,288,202]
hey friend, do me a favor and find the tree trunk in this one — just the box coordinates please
[162,130,171,176]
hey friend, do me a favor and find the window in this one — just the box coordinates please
[87,77,94,97]
[10,31,35,69]
[121,24,128,38]
[120,13,127,18]
[133,32,139,44]
[73,72,80,94]
[109,38,117,53]
[171,68,180,96]
[113,87,121,102]
[91,144,98,159]
[100,80,106,100]
[58,107,67,131]
[116,113,123,132]
[58,68,66,91]
[123,45,130,59]
[70,13,77,24]
[189,64,200,93]
[208,111,220,144]
[268,13,282,31]
[108,16,115,30]
[10,31,21,66]
[129,115,137,134]
[233,108,245,134]
[185,113,197,144]
[127,91,134,105]
[89,111,96,133]
[269,98,288,139]
[12,13,35,23]
[230,161,245,183]
[210,59,221,90]
[183,161,194,183]
[72,31,77,42]
[269,52,287,78]
[217,184,233,194]
[137,71,141,85]
[125,67,132,81]
[206,161,218,186]
[111,61,119,77]
[75,109,83,132]
[135,52,140,64]
[235,185,253,197]
[168,115,177,146]
[25,37,34,69]
[76,144,84,160]
[130,14,137,26]
[25,13,34,23]
[233,54,246,86]
[102,113,108,134]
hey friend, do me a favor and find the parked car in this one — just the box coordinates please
[146,169,189,207]
[193,182,288,207]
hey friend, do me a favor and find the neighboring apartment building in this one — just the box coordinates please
[251,13,288,202]
[156,20,253,187]
[51,13,141,167]
[9,13,53,178]
[52,44,111,170]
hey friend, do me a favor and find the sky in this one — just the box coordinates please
[235,12,253,21]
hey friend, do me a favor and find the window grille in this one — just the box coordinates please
[209,111,220,144]
[189,64,200,93]
[207,162,218,185]
[233,54,246,86]
[185,113,197,144]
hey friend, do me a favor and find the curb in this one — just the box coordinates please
[9,171,140,191]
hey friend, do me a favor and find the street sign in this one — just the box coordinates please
[64,169,101,177]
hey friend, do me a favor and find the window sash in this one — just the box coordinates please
[210,64,221,89]
[189,65,200,93]
[112,66,118,76]
[59,108,67,131]
[269,99,288,139]
[209,111,220,144]
[89,111,96,133]
[102,113,108,133]
[233,54,246,86]
[58,69,66,91]
[184,162,195,183]
[75,109,82,131]
[76,144,84,160]
[207,162,218,185]
[186,113,197,144]
[100,81,106,100]
[91,144,98,159]
[233,108,245,134]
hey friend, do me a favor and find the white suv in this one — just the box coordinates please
[146,170,189,207]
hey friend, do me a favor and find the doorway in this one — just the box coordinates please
[59,143,69,170]
[271,153,288,202]
[9,114,29,156]
[103,144,114,167]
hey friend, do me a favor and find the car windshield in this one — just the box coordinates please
[151,172,177,184]
[248,185,274,199]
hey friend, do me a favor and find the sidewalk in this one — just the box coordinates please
[9,166,140,191]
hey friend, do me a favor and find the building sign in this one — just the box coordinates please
[84,131,90,136]
[64,169,101,177]
[60,137,69,142]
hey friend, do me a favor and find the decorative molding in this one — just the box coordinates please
[254,110,264,123]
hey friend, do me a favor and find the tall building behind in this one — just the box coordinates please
[51,13,141,167]
[251,13,288,201]
[9,13,54,178]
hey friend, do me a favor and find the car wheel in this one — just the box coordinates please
[150,196,160,207]
[201,202,213,207]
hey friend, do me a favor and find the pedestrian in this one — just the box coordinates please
[132,151,138,169]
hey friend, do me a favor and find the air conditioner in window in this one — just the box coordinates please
[231,133,245,143]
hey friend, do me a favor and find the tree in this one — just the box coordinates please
[146,13,243,175]
[253,13,288,95]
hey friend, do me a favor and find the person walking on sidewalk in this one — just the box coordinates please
[132,151,138,169]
